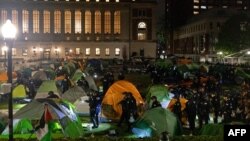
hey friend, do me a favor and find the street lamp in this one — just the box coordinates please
[2,45,8,69]
[1,19,17,141]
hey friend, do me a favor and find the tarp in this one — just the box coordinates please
[12,84,27,98]
[35,80,59,99]
[146,85,170,108]
[101,80,144,120]
[132,107,182,137]
[13,98,83,138]
[85,75,98,91]
[32,71,48,80]
[61,86,87,103]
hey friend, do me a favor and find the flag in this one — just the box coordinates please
[36,104,53,141]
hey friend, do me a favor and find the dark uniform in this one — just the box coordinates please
[118,92,137,131]
[89,91,101,128]
[172,98,182,124]
[197,97,210,128]
[186,99,197,132]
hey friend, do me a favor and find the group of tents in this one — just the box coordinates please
[0,60,189,139]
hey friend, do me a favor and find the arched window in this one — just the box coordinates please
[44,10,50,33]
[33,10,39,33]
[54,10,61,33]
[104,11,111,34]
[75,10,81,33]
[137,22,147,40]
[85,11,91,34]
[114,11,120,34]
[138,22,146,29]
[65,10,71,33]
[95,11,101,34]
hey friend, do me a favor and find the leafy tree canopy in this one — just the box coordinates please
[216,12,250,55]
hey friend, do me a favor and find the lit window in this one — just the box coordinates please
[193,5,199,9]
[33,10,40,33]
[75,10,82,33]
[86,48,90,56]
[115,48,120,56]
[1,9,7,25]
[96,0,99,2]
[237,0,242,4]
[138,22,146,28]
[96,48,100,55]
[95,11,101,34]
[105,48,110,56]
[201,6,207,9]
[12,48,17,56]
[116,0,119,2]
[106,0,109,2]
[193,11,199,15]
[85,11,91,34]
[137,22,147,40]
[76,48,80,55]
[65,10,71,33]
[12,10,18,27]
[22,48,28,56]
[104,11,111,34]
[138,33,146,40]
[44,10,50,33]
[22,10,29,33]
[193,0,199,3]
[114,11,121,34]
[54,10,61,33]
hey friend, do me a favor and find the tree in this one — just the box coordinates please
[216,12,250,55]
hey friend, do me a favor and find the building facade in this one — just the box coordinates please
[0,0,159,69]
[173,9,238,62]
[166,0,250,60]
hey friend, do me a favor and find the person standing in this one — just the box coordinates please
[117,92,137,132]
[89,90,101,128]
[186,98,197,134]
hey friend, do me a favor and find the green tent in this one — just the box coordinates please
[71,69,83,82]
[12,84,27,98]
[146,85,170,108]
[35,80,59,99]
[1,119,33,135]
[62,86,87,103]
[199,124,224,136]
[13,98,83,139]
[133,107,182,137]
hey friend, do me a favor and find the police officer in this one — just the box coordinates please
[89,90,101,128]
[210,93,220,123]
[186,98,197,133]
[197,96,210,128]
[117,92,137,132]
[172,95,182,124]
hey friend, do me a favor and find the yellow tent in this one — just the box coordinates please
[101,80,144,120]
[12,84,27,98]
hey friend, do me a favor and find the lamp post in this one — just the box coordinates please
[1,19,17,141]
[2,45,8,69]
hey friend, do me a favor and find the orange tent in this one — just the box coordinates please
[0,71,17,82]
[101,80,144,120]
